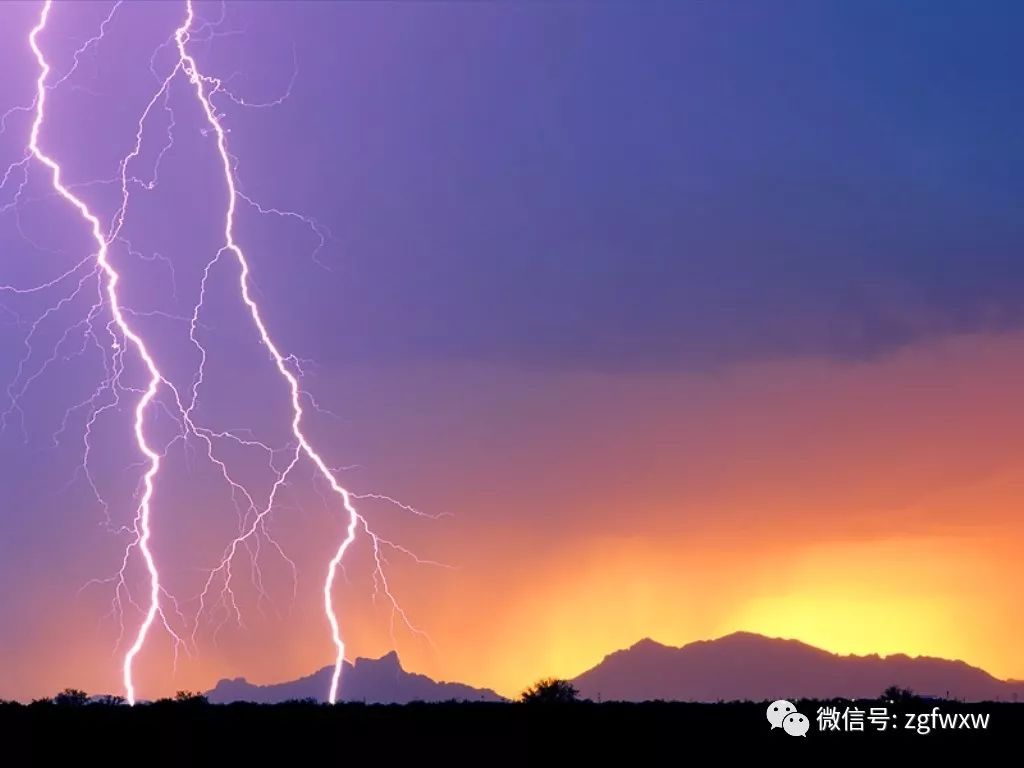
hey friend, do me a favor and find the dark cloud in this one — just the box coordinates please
[224,0,1024,371]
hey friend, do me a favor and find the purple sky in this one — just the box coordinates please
[2,0,1024,701]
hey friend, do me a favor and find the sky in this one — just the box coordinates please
[1,0,1023,701]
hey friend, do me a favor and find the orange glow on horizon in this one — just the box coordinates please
[4,331,1024,701]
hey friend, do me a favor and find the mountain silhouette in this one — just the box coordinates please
[572,632,1024,702]
[207,632,1024,704]
[208,651,504,704]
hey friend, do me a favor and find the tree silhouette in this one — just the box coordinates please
[519,678,581,704]
[173,690,209,705]
[53,688,89,706]
[91,695,126,706]
[882,685,918,703]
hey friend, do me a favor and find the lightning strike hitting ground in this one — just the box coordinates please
[1,0,439,705]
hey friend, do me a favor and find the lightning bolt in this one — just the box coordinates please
[4,0,442,706]
[24,0,170,707]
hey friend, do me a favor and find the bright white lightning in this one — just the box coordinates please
[25,0,168,707]
[173,0,363,705]
[4,0,440,706]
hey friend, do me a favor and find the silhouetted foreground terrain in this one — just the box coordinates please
[2,699,1020,762]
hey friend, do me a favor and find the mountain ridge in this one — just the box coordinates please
[207,651,504,704]
[572,631,1024,702]
[207,631,1024,703]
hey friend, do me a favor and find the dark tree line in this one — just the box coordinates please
[8,681,930,707]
